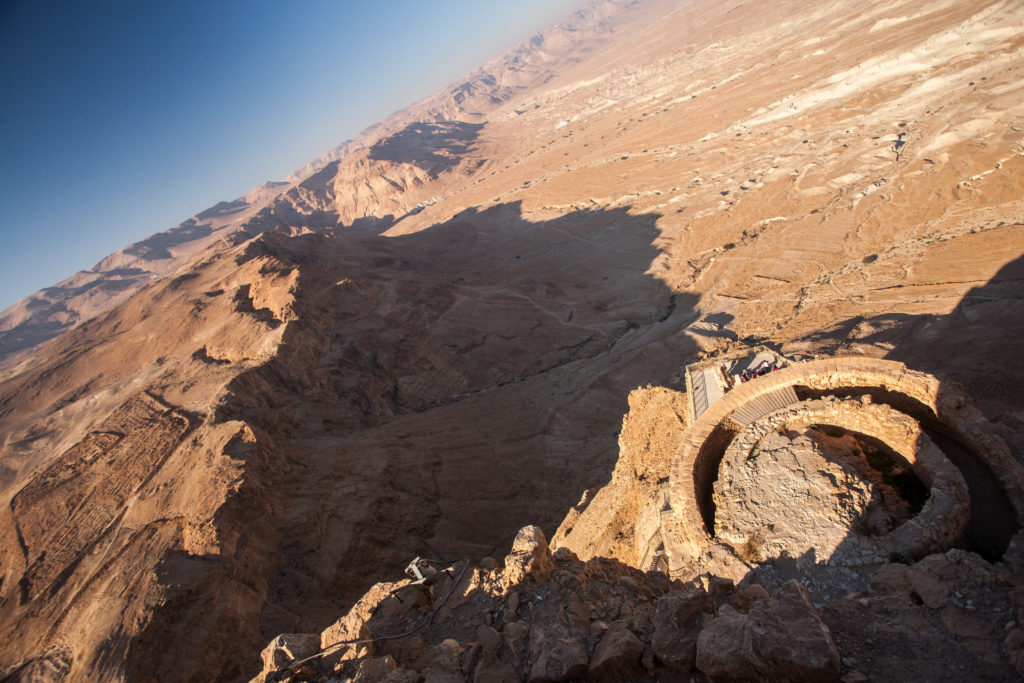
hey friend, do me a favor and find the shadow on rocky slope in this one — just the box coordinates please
[0,269,150,359]
[800,254,1024,418]
[112,201,700,680]
[124,219,216,260]
[369,121,485,177]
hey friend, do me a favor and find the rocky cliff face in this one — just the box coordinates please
[1,0,1023,680]
[249,526,1024,682]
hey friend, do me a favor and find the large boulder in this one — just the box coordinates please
[353,655,420,682]
[1005,628,1024,678]
[587,622,645,680]
[870,562,913,596]
[503,526,557,585]
[473,625,521,683]
[502,620,531,669]
[695,606,756,679]
[319,580,402,666]
[651,587,715,670]
[423,639,465,683]
[871,561,948,608]
[696,580,840,681]
[527,621,588,682]
[747,580,841,680]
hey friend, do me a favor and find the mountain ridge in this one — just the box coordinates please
[0,0,647,366]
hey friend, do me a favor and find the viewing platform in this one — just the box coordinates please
[683,345,795,422]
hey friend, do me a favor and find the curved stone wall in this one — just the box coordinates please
[661,356,1024,577]
[716,398,969,565]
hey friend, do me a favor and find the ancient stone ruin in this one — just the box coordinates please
[648,355,1024,585]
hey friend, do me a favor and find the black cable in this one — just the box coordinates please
[273,559,470,679]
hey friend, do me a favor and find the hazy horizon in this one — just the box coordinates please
[0,0,590,311]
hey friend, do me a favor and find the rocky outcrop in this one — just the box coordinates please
[587,622,645,680]
[552,385,689,564]
[247,348,1024,682]
[251,530,1023,682]
[256,634,321,682]
[503,526,556,586]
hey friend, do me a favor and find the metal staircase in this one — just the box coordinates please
[730,384,800,426]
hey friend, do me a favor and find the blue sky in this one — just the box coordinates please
[0,0,589,311]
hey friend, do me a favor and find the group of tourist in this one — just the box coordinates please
[737,359,780,382]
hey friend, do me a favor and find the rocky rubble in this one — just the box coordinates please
[249,524,1024,682]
